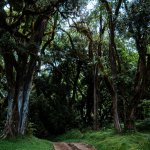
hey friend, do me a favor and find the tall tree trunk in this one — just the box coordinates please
[85,74,93,125]
[20,79,32,134]
[3,66,35,136]
[3,88,14,137]
[1,15,48,137]
[108,18,121,133]
[71,60,82,107]
[93,64,98,130]
[112,88,121,132]
[101,0,122,133]
[99,61,122,132]
[125,40,147,130]
[109,41,121,132]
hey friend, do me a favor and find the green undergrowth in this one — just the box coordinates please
[0,136,53,150]
[55,129,150,150]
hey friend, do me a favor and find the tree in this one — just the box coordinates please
[100,0,123,132]
[123,0,150,130]
[0,0,81,137]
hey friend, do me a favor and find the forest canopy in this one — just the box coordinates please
[0,0,150,138]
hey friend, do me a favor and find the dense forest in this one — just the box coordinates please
[0,0,150,144]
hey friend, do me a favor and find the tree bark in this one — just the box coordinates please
[101,0,122,133]
[20,79,32,134]
[71,61,82,106]
[93,64,98,130]
[3,63,35,136]
[125,39,147,130]
[1,14,48,137]
[85,74,94,125]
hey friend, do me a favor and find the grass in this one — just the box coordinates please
[0,136,53,150]
[55,129,150,150]
[0,129,149,150]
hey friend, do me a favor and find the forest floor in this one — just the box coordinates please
[53,142,96,150]
[54,128,150,150]
[0,127,149,150]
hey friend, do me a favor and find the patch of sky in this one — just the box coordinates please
[4,4,10,10]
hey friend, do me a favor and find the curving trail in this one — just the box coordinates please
[53,142,96,150]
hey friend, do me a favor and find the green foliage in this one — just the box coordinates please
[0,0,150,138]
[141,100,150,118]
[56,129,150,150]
[56,129,84,140]
[30,86,77,136]
[0,32,16,49]
[147,46,150,54]
[26,122,37,136]
[0,136,53,150]
[136,119,150,132]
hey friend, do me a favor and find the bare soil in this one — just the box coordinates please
[53,142,96,150]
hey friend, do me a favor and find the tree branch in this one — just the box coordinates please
[59,27,75,50]
[101,0,112,15]
[115,0,123,17]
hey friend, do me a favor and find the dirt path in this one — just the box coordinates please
[53,142,96,150]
